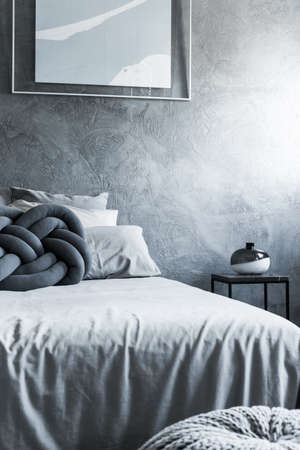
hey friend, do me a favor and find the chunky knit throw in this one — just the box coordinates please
[0,204,91,291]
[140,406,300,449]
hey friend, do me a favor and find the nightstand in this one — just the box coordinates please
[211,273,290,320]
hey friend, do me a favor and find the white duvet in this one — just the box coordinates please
[0,277,299,449]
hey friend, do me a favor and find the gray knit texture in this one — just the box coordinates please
[140,406,300,449]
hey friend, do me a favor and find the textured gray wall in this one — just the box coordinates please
[1,0,300,323]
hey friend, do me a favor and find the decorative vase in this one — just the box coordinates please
[230,243,270,275]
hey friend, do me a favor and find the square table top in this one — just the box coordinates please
[211,273,289,283]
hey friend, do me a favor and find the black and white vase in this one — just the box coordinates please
[231,243,270,275]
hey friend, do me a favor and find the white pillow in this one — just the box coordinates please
[9,200,118,228]
[85,226,161,279]
[11,187,108,210]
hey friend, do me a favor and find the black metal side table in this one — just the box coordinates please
[211,274,290,320]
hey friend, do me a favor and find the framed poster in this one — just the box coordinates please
[12,0,192,100]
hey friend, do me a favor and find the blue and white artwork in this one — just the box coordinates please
[35,0,172,88]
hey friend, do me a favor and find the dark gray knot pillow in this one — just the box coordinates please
[0,204,91,291]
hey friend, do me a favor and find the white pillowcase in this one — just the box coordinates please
[9,200,118,228]
[11,187,108,210]
[85,226,161,279]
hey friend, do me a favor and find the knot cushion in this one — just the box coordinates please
[0,204,91,291]
[140,406,300,449]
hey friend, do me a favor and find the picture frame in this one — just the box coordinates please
[12,0,192,101]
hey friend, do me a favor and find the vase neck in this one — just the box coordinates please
[246,242,255,250]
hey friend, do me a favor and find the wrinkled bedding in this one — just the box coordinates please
[0,277,299,450]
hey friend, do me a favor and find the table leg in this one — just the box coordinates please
[211,278,215,293]
[264,283,268,311]
[285,281,290,320]
[228,283,232,299]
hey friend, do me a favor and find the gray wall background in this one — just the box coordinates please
[1,0,300,323]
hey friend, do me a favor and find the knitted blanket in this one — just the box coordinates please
[0,204,91,291]
[141,406,300,449]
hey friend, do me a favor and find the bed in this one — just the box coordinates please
[0,277,299,450]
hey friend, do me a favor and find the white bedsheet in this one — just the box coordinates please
[0,277,299,449]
